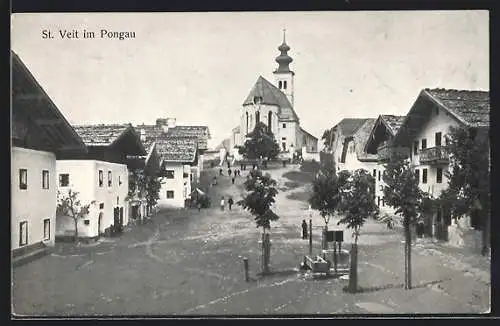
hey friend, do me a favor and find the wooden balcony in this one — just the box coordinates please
[377,143,409,162]
[419,146,449,165]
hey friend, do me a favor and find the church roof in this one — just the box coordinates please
[242,76,299,121]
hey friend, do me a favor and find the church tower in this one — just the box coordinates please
[273,29,295,107]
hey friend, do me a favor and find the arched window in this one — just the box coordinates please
[278,81,282,89]
[268,111,272,133]
[246,112,249,134]
[283,80,287,90]
[255,111,260,125]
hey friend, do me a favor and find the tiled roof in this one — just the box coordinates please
[335,118,370,137]
[73,124,131,146]
[424,88,490,127]
[136,124,210,150]
[380,115,406,136]
[156,136,198,163]
[243,76,299,121]
[353,119,377,161]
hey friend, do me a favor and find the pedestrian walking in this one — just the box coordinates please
[228,168,232,176]
[417,217,425,238]
[232,177,235,184]
[220,196,225,211]
[228,197,234,210]
[219,168,223,176]
[212,176,217,186]
[197,201,201,212]
[227,161,231,169]
[301,219,308,240]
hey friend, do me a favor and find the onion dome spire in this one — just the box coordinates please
[275,29,293,73]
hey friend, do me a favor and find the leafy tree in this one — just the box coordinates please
[239,122,280,162]
[56,189,90,244]
[308,161,349,248]
[321,127,335,152]
[128,168,162,216]
[383,154,425,290]
[337,169,379,293]
[438,126,490,255]
[237,169,279,274]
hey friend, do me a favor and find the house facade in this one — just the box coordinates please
[391,88,490,246]
[325,118,377,174]
[155,136,198,209]
[364,115,407,215]
[11,51,87,257]
[232,32,318,159]
[56,124,146,239]
[137,118,210,184]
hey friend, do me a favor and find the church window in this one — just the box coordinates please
[282,123,286,128]
[246,112,249,134]
[283,81,287,90]
[255,111,260,125]
[253,96,262,104]
[278,81,282,89]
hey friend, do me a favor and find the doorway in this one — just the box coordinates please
[113,207,122,234]
[98,212,104,236]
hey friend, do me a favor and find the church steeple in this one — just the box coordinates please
[274,29,293,74]
[273,29,295,106]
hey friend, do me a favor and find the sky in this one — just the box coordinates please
[11,11,489,149]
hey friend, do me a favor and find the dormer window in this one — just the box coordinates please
[253,96,262,104]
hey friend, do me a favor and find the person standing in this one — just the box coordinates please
[227,161,231,169]
[301,219,308,240]
[220,196,225,211]
[231,176,235,184]
[228,197,234,210]
[228,168,232,177]
[197,201,202,212]
[219,168,223,176]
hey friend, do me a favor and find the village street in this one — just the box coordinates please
[12,164,490,316]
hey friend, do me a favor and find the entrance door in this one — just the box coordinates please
[119,207,124,230]
[113,207,120,233]
[98,212,104,236]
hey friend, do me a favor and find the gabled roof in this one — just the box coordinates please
[242,76,299,122]
[73,123,146,155]
[424,88,490,127]
[364,115,405,154]
[380,115,406,136]
[351,119,377,162]
[11,51,87,154]
[393,88,490,146]
[300,127,318,140]
[156,136,198,164]
[334,118,370,138]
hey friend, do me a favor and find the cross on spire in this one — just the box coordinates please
[283,28,286,43]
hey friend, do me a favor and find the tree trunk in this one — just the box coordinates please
[262,231,271,274]
[73,218,79,244]
[322,224,329,250]
[348,232,358,293]
[403,220,412,290]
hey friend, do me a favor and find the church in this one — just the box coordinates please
[230,31,318,160]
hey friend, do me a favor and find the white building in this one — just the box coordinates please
[391,88,490,246]
[231,32,318,159]
[324,118,377,174]
[363,115,407,215]
[155,136,198,209]
[137,118,210,184]
[11,51,87,261]
[56,124,146,240]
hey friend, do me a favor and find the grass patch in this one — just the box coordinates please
[300,160,320,174]
[283,171,315,184]
[286,190,312,202]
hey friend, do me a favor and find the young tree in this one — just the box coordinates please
[383,154,425,290]
[237,169,279,274]
[308,161,349,248]
[337,169,379,293]
[145,174,162,215]
[438,126,490,255]
[56,189,90,244]
[239,122,281,164]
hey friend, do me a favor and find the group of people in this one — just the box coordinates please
[219,196,234,211]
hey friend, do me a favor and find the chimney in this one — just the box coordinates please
[140,128,146,142]
[167,118,177,129]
